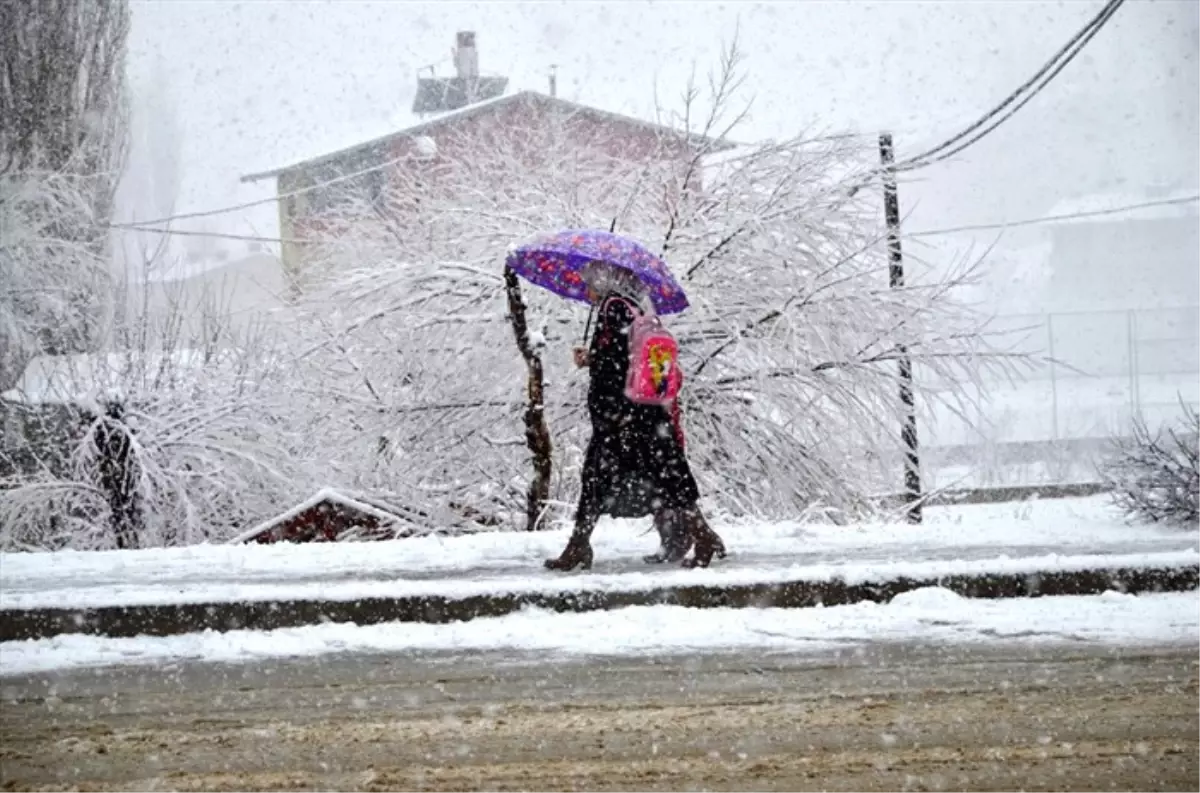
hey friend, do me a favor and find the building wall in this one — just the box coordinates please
[276,171,303,286]
[1045,216,1200,313]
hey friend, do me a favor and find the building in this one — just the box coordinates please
[125,252,290,345]
[240,31,723,277]
[1040,189,1199,314]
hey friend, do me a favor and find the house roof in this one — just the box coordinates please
[228,488,403,544]
[240,90,733,183]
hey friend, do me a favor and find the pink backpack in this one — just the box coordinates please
[623,305,683,406]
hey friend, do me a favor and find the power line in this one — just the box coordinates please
[109,225,306,245]
[107,222,398,249]
[108,150,417,229]
[894,0,1125,173]
[906,195,1198,238]
[108,194,1198,246]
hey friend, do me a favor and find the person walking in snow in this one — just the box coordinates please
[544,262,726,572]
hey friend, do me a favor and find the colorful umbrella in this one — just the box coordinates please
[505,228,689,315]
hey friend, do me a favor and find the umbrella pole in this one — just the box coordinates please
[582,303,597,346]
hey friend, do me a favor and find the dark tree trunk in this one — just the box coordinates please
[504,267,553,531]
[93,401,142,549]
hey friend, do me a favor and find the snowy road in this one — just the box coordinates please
[2,641,1195,791]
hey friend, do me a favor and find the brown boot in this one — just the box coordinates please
[545,534,594,572]
[680,508,726,569]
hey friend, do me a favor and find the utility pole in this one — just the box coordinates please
[878,132,923,523]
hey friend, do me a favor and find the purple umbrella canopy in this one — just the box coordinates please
[505,228,689,315]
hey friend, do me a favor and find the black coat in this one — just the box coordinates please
[577,296,700,520]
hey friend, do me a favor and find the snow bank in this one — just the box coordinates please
[2,590,1194,677]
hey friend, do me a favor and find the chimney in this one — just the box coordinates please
[454,31,479,80]
[548,65,557,98]
[413,31,507,115]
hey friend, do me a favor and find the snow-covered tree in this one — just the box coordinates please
[0,0,131,389]
[286,41,1023,532]
[0,173,114,391]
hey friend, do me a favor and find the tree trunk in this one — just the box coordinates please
[504,267,553,531]
[93,400,142,549]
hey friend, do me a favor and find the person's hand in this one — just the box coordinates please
[573,346,589,368]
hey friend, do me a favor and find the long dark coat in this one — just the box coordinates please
[577,296,700,521]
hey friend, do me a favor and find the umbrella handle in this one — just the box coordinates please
[582,303,597,347]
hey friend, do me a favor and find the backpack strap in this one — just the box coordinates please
[593,295,638,352]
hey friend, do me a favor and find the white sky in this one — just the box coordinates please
[119,0,1199,245]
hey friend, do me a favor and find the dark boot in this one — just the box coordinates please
[680,508,726,569]
[546,509,598,572]
[643,509,692,564]
[545,533,594,571]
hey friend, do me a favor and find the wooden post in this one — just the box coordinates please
[878,132,923,524]
[504,266,554,531]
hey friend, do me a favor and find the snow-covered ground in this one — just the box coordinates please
[1,497,1195,611]
[5,548,1198,612]
[2,588,1195,677]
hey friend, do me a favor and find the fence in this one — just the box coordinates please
[923,305,1200,450]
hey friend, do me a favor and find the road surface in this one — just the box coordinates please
[2,642,1196,791]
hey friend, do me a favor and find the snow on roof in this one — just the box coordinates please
[229,488,403,544]
[240,90,732,183]
[1046,188,1199,225]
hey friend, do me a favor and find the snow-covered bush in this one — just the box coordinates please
[1099,401,1199,528]
[0,287,307,551]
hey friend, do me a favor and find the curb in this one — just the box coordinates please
[1,562,1195,642]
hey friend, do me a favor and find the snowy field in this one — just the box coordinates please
[1,496,1196,612]
[1,588,1195,677]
